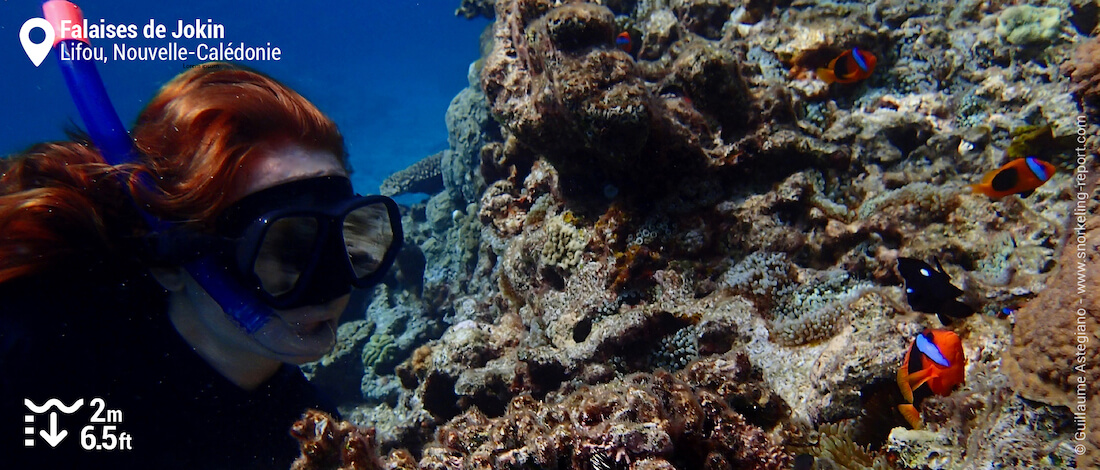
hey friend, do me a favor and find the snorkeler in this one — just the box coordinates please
[0,62,401,469]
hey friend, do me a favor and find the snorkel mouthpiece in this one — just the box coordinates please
[43,1,284,341]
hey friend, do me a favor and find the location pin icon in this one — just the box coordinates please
[20,18,55,67]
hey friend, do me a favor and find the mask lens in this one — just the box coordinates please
[343,203,394,279]
[253,216,320,296]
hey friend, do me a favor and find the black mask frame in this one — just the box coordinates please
[142,176,404,310]
[214,176,404,310]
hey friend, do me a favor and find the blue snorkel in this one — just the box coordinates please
[43,1,274,336]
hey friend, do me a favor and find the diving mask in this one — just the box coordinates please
[147,175,403,311]
[213,175,403,310]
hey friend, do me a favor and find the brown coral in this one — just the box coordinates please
[455,0,495,19]
[479,0,755,194]
[417,370,791,469]
[1062,35,1100,117]
[1003,180,1100,465]
[290,409,385,470]
[480,0,653,184]
[670,0,736,39]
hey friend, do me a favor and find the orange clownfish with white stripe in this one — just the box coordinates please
[897,328,966,429]
[968,156,1056,199]
[816,47,877,84]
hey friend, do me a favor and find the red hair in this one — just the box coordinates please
[0,63,346,283]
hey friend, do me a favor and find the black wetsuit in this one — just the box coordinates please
[0,261,334,469]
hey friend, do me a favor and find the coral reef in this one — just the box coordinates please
[1062,35,1100,117]
[443,66,500,205]
[995,6,1064,47]
[358,283,444,405]
[455,0,495,20]
[380,152,445,197]
[418,369,791,469]
[302,320,378,406]
[810,421,893,470]
[478,0,762,193]
[290,409,384,470]
[886,428,958,469]
[344,0,1098,467]
[479,0,655,187]
[1004,193,1100,466]
[539,214,587,271]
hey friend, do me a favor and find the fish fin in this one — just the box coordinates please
[903,367,935,400]
[897,361,914,403]
[932,257,947,274]
[816,68,836,84]
[937,313,954,326]
[942,299,976,318]
[931,258,965,299]
[970,169,1001,195]
[968,182,995,198]
[897,375,914,403]
[1017,189,1034,198]
[898,404,924,430]
[898,365,933,403]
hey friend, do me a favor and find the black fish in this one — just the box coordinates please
[896,257,975,325]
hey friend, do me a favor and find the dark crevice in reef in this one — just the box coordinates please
[422,372,461,422]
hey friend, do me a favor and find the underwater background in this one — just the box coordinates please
[6,0,1100,469]
[0,0,487,199]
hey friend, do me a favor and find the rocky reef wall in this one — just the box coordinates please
[307,0,1100,468]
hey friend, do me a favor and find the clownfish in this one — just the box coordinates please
[896,257,975,326]
[969,156,1056,199]
[897,328,966,429]
[816,47,877,84]
[615,31,632,53]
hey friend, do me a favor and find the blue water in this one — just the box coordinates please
[0,0,488,196]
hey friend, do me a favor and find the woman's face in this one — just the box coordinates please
[181,141,351,364]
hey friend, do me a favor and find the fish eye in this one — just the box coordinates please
[919,268,930,277]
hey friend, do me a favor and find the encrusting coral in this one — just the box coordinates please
[995,5,1064,47]
[380,152,445,197]
[539,214,587,272]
